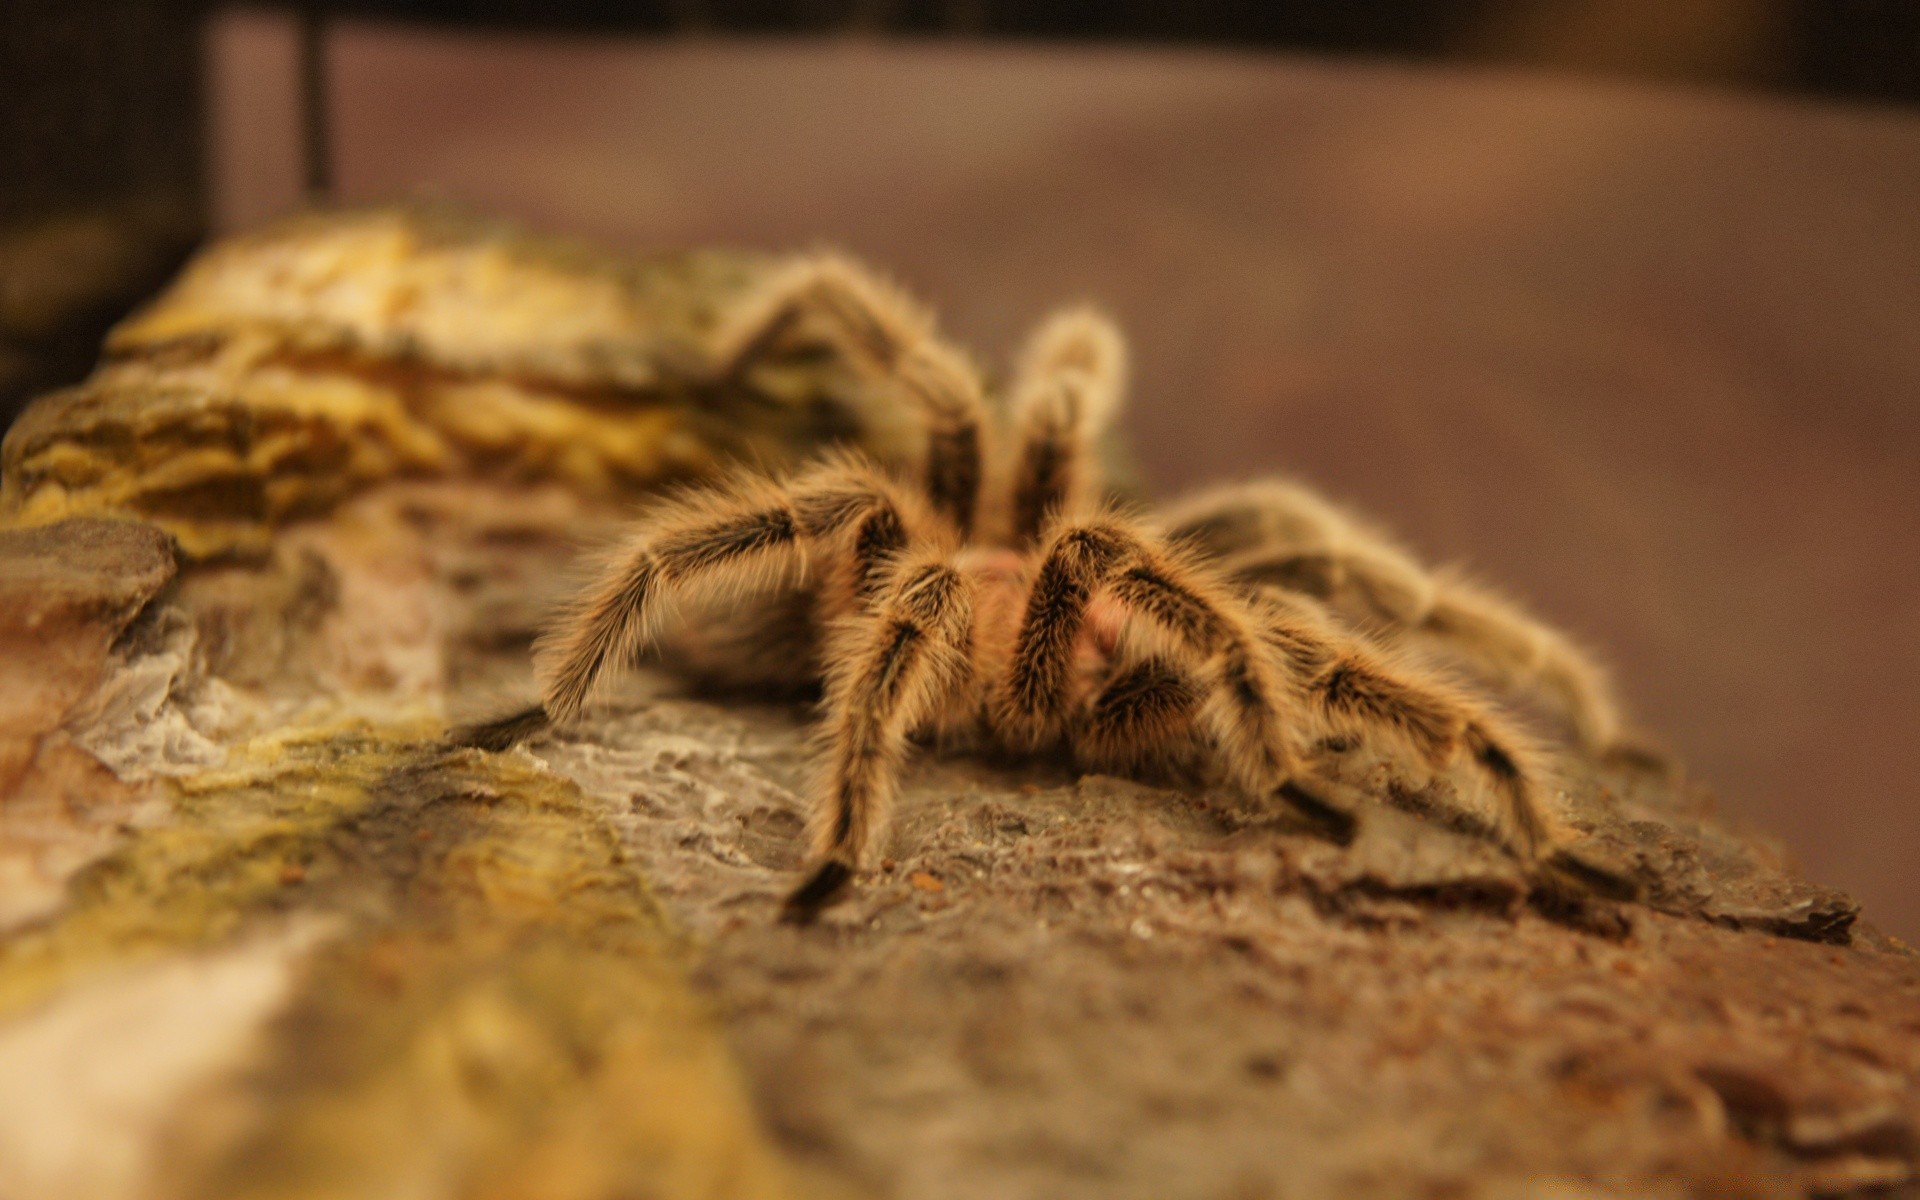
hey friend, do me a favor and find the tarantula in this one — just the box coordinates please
[458,254,1634,921]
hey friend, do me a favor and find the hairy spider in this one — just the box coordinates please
[458,254,1632,921]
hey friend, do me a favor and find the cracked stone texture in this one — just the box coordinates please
[2,474,1916,1200]
[0,519,179,929]
[0,207,929,559]
[0,215,1917,1200]
[507,683,1920,1200]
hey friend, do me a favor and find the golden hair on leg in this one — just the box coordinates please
[1163,479,1625,754]
[789,552,977,921]
[709,253,990,536]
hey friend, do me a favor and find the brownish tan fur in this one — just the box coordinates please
[480,251,1619,918]
[1078,658,1204,772]
[708,253,990,536]
[1249,591,1566,857]
[1001,308,1127,547]
[532,456,940,722]
[1162,479,1624,753]
[810,552,976,869]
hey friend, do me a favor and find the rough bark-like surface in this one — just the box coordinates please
[526,688,1917,1200]
[0,518,178,928]
[0,212,1916,1200]
[0,208,926,559]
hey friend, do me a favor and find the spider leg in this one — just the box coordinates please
[1001,307,1127,547]
[998,519,1308,800]
[1003,516,1567,859]
[449,704,551,752]
[1075,655,1361,843]
[1252,591,1567,858]
[710,253,988,537]
[1423,571,1621,755]
[1162,479,1432,623]
[529,460,931,729]
[1077,656,1202,771]
[785,552,977,922]
[1163,479,1624,753]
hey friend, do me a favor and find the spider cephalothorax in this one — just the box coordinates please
[460,254,1633,920]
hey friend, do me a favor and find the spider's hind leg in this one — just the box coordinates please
[709,253,989,537]
[1076,655,1358,844]
[1165,480,1627,756]
[998,518,1310,808]
[1008,515,1573,863]
[1253,591,1570,860]
[1077,656,1204,777]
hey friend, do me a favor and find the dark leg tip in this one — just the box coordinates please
[1276,780,1358,846]
[781,860,854,925]
[450,705,551,752]
[1542,843,1642,903]
[1600,737,1679,781]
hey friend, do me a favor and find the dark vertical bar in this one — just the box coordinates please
[0,0,206,430]
[299,5,332,200]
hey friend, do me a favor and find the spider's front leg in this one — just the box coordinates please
[785,552,978,922]
[996,519,1310,806]
[451,460,930,749]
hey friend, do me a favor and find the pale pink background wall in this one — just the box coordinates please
[208,14,1920,940]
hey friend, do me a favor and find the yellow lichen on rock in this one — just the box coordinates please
[0,208,894,558]
[1,377,452,558]
[108,208,730,387]
[200,748,817,1200]
[0,717,431,1018]
[0,712,819,1200]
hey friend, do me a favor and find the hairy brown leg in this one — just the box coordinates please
[1074,655,1358,843]
[458,463,931,743]
[1252,593,1565,858]
[1002,308,1127,547]
[1003,517,1567,859]
[1077,656,1202,770]
[998,520,1310,811]
[1164,480,1625,754]
[450,705,552,753]
[1421,572,1621,753]
[709,254,988,537]
[785,553,977,922]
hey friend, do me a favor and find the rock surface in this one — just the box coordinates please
[0,208,925,559]
[0,519,177,762]
[0,519,178,929]
[526,688,1918,1200]
[0,212,1916,1200]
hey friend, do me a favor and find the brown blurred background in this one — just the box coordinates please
[4,1,1918,939]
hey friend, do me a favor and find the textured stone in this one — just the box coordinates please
[0,220,1915,1200]
[0,208,924,559]
[0,519,176,786]
[529,688,1919,1200]
[1,461,1916,1200]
